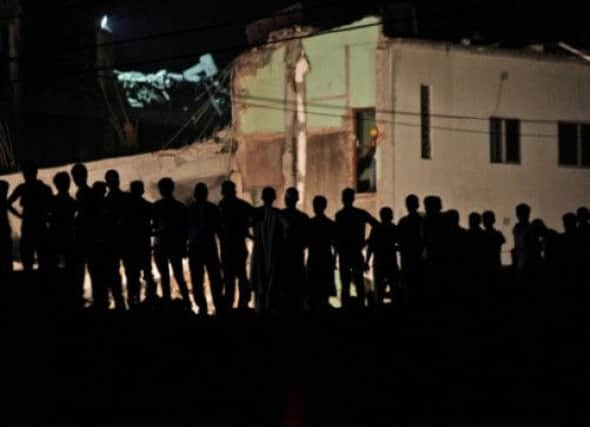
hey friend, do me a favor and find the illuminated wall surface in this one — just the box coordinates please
[236,17,379,134]
[233,17,590,259]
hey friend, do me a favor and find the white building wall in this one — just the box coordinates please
[381,41,590,255]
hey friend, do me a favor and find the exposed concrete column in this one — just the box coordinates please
[294,53,309,203]
[283,41,299,191]
[375,37,396,211]
[283,39,309,199]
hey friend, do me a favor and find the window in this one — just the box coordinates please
[490,117,520,164]
[558,122,590,167]
[420,85,431,159]
[355,109,377,193]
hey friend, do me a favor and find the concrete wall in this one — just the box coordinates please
[382,40,590,250]
[302,17,379,130]
[1,141,231,241]
[233,18,380,212]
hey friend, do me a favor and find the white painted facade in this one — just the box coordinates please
[375,39,590,258]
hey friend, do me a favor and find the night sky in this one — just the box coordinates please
[19,0,590,79]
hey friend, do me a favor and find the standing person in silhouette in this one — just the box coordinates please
[49,172,76,266]
[398,194,424,303]
[152,177,191,305]
[481,210,506,297]
[70,163,93,307]
[187,182,223,316]
[512,203,533,274]
[104,170,129,311]
[443,209,468,302]
[365,207,400,307]
[87,181,125,311]
[7,161,52,271]
[48,172,77,305]
[251,187,285,313]
[577,207,590,284]
[0,180,12,274]
[557,213,581,289]
[466,213,485,280]
[306,196,336,312]
[422,195,445,301]
[128,180,156,306]
[334,188,377,310]
[280,187,310,313]
[218,180,253,311]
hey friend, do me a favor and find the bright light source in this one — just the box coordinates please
[100,15,112,32]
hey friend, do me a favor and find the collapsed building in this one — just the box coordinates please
[231,16,590,261]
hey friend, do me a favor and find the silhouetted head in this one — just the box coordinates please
[92,181,107,199]
[261,186,276,206]
[380,207,393,224]
[577,206,590,226]
[516,203,531,223]
[284,187,299,209]
[482,210,496,229]
[446,209,460,228]
[0,180,8,199]
[105,169,120,191]
[424,195,442,216]
[341,188,355,208]
[21,161,38,183]
[130,180,144,197]
[405,194,419,213]
[221,180,237,199]
[158,177,175,198]
[313,195,327,216]
[468,212,482,230]
[53,172,70,195]
[193,182,208,202]
[563,212,577,234]
[71,163,88,188]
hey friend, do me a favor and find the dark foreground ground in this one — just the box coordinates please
[2,271,588,426]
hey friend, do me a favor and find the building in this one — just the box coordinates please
[231,16,590,258]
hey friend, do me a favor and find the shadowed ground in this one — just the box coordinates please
[2,271,587,426]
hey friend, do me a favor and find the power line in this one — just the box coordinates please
[8,20,383,83]
[233,99,560,139]
[5,0,350,62]
[237,94,570,125]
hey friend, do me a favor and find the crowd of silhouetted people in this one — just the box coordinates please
[0,161,588,315]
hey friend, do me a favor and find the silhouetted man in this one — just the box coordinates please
[71,163,93,306]
[48,172,76,283]
[152,177,190,305]
[187,182,223,315]
[466,212,485,279]
[218,180,253,311]
[87,181,125,311]
[422,196,445,266]
[365,207,400,307]
[104,170,130,311]
[8,161,52,271]
[422,195,446,300]
[334,188,376,309]
[481,210,506,278]
[557,213,581,288]
[444,209,468,299]
[251,187,285,313]
[280,187,310,313]
[128,180,156,306]
[398,194,424,302]
[0,180,12,274]
[306,196,336,311]
[512,203,532,274]
[577,207,590,283]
